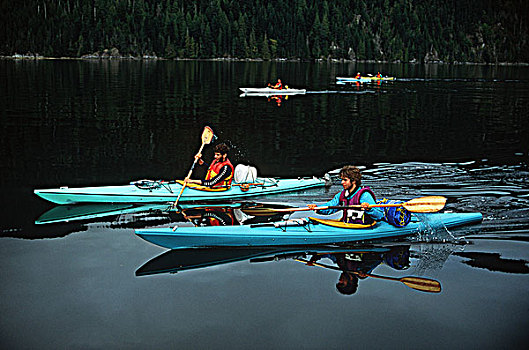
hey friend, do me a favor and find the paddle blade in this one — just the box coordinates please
[400,276,442,293]
[402,196,447,213]
[201,126,215,144]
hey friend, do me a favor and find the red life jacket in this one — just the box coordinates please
[205,158,234,187]
[339,186,376,224]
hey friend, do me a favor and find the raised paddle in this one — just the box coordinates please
[294,258,441,293]
[172,126,216,208]
[272,196,447,214]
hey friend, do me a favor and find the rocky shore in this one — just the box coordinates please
[2,47,528,66]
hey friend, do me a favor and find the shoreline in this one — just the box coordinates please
[1,54,528,66]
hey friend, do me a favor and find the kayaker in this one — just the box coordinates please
[355,72,361,79]
[268,79,283,90]
[308,165,383,224]
[188,143,234,188]
[376,72,382,78]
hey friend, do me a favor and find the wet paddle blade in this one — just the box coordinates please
[402,196,447,213]
[400,276,442,293]
[202,126,215,144]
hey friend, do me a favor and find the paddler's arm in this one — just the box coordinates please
[310,192,341,215]
[194,153,205,166]
[201,165,232,187]
[359,192,384,221]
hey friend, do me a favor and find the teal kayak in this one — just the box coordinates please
[336,76,395,84]
[135,212,483,249]
[34,176,327,204]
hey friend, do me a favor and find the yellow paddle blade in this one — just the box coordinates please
[400,276,442,293]
[402,196,447,213]
[201,126,215,144]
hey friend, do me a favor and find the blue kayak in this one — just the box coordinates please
[34,176,327,204]
[135,212,483,249]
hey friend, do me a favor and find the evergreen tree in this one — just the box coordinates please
[1,0,527,62]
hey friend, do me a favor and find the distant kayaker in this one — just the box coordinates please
[376,72,382,78]
[188,143,234,188]
[308,165,383,224]
[268,79,283,90]
[355,72,362,79]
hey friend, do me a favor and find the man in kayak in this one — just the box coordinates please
[376,72,382,78]
[309,165,383,224]
[268,79,283,90]
[355,72,362,79]
[188,143,234,188]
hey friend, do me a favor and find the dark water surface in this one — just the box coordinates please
[1,60,529,349]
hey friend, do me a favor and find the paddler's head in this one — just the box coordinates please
[336,272,359,295]
[339,165,361,193]
[213,143,230,162]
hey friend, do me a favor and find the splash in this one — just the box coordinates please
[413,212,459,243]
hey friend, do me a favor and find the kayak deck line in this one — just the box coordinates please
[34,176,327,204]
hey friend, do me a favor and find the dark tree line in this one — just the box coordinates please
[1,0,528,63]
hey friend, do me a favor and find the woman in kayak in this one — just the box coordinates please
[268,79,283,90]
[308,165,383,224]
[188,143,234,188]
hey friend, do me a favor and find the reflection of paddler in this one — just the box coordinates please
[171,207,237,226]
[200,207,236,226]
[267,95,286,106]
[308,245,410,295]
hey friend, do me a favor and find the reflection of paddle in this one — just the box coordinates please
[294,258,441,293]
[172,126,216,208]
[273,196,447,214]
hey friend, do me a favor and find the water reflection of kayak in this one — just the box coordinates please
[135,212,483,249]
[35,201,291,225]
[35,203,168,224]
[135,245,393,277]
[135,244,441,294]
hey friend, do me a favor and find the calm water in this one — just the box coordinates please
[1,60,529,348]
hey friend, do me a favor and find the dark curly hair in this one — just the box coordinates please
[214,143,230,155]
[339,165,362,186]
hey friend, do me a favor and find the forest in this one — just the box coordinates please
[2,0,529,63]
